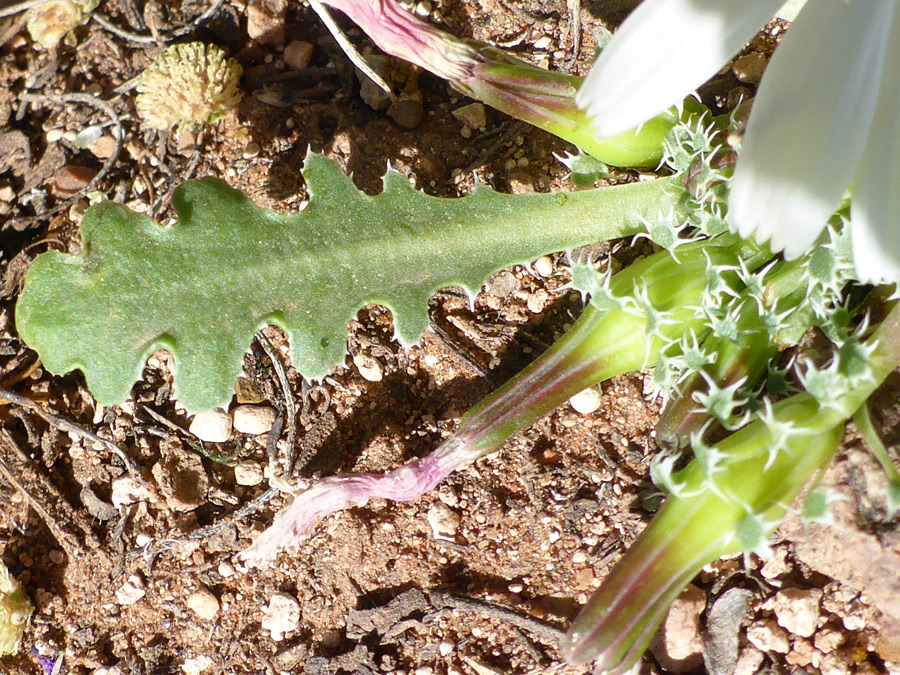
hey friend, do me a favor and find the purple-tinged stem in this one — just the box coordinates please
[242,241,743,567]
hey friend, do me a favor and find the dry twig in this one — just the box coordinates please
[0,429,101,559]
[92,0,225,44]
[428,590,565,645]
[0,0,44,19]
[0,386,143,478]
[257,333,299,475]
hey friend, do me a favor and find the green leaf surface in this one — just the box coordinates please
[17,152,681,412]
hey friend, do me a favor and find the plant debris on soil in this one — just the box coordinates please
[1,1,899,675]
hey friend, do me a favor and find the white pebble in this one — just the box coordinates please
[262,592,301,641]
[569,387,602,414]
[189,409,232,443]
[111,475,155,507]
[427,502,461,539]
[234,461,265,486]
[186,588,220,620]
[353,353,384,382]
[232,405,277,435]
[182,655,214,675]
[116,575,146,606]
[533,256,553,277]
[217,562,235,578]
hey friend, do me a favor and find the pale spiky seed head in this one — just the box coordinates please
[26,0,99,49]
[136,43,243,132]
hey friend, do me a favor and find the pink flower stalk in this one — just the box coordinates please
[319,0,681,167]
[322,0,474,81]
[242,436,476,567]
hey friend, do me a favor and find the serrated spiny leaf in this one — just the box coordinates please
[16,152,682,412]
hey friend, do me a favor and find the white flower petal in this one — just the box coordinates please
[851,4,900,285]
[576,0,783,138]
[728,0,896,259]
[775,0,808,22]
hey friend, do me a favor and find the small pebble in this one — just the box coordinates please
[232,405,277,435]
[218,562,235,578]
[533,36,552,49]
[747,619,790,653]
[487,270,517,298]
[52,165,97,196]
[427,502,460,539]
[182,655,214,675]
[189,409,232,443]
[284,40,313,70]
[452,102,486,130]
[733,51,767,84]
[116,575,146,606]
[760,547,788,579]
[46,128,64,142]
[732,646,765,675]
[438,641,455,657]
[569,387,602,414]
[111,475,155,507]
[186,587,220,620]
[235,377,267,404]
[533,256,553,277]
[773,588,821,638]
[649,584,706,671]
[90,135,117,160]
[246,0,287,45]
[152,438,209,512]
[234,461,265,487]
[262,592,301,641]
[353,353,384,382]
[176,131,196,154]
[243,142,261,159]
[388,99,424,129]
[414,1,432,17]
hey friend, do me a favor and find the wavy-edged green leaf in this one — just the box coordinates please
[16,151,682,412]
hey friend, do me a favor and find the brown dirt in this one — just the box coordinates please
[1,2,898,675]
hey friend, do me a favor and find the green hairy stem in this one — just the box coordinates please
[562,301,900,675]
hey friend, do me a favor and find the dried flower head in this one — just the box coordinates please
[136,42,243,132]
[26,0,99,49]
[0,562,32,656]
